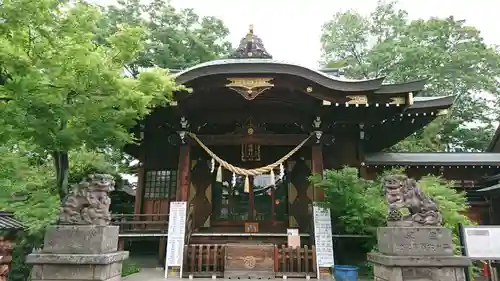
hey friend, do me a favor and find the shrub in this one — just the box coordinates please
[121,260,141,277]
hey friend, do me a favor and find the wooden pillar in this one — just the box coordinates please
[311,145,324,201]
[134,149,145,215]
[357,124,368,179]
[176,145,191,202]
[158,236,166,267]
[118,238,125,251]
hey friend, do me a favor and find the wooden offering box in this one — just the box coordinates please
[224,243,275,279]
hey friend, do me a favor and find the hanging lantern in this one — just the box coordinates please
[275,199,280,205]
[266,189,272,196]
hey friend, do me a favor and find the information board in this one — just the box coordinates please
[165,201,187,278]
[312,203,335,268]
[463,225,500,259]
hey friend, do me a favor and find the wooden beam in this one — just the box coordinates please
[176,145,191,201]
[134,150,145,216]
[311,145,324,200]
[186,107,313,124]
[188,134,333,146]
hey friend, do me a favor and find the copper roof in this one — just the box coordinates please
[365,152,500,166]
[0,212,24,230]
[228,25,273,59]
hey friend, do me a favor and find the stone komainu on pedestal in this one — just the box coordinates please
[58,173,115,226]
[368,175,471,281]
[382,174,443,227]
[27,174,129,281]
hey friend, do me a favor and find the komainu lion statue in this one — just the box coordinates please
[58,174,115,226]
[383,175,443,226]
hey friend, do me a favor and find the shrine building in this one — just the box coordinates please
[116,27,500,278]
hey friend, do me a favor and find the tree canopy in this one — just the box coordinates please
[320,0,500,152]
[99,0,232,76]
[0,0,181,198]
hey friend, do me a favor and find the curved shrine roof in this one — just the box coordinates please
[173,59,453,110]
[409,96,454,109]
[174,26,431,96]
[173,59,427,94]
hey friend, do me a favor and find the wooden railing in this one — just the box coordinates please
[183,244,225,278]
[182,244,317,278]
[111,214,169,233]
[276,245,317,278]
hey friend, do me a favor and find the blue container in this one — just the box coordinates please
[333,265,359,281]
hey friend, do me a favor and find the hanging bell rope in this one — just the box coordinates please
[187,132,313,176]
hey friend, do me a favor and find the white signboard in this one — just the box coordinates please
[313,203,335,268]
[165,201,187,278]
[463,226,500,259]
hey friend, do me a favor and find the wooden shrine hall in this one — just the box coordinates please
[115,26,500,278]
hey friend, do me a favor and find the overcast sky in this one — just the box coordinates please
[92,0,500,68]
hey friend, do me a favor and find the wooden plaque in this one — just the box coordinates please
[224,243,275,279]
[245,222,259,233]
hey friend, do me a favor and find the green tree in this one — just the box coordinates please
[320,0,500,152]
[0,143,134,281]
[99,0,232,76]
[0,143,58,235]
[0,0,180,199]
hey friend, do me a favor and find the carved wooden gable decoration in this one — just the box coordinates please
[226,77,274,100]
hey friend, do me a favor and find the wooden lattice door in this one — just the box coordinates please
[188,159,212,229]
[287,158,314,232]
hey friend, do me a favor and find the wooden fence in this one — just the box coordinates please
[111,213,169,233]
[182,244,317,278]
[276,245,317,278]
[183,244,225,278]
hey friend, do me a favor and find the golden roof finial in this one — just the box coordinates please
[246,24,254,42]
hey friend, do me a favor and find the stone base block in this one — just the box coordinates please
[367,252,471,267]
[368,252,470,281]
[372,264,466,281]
[27,252,128,281]
[26,252,129,265]
[377,227,453,256]
[43,225,119,254]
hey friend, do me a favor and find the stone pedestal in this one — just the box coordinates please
[26,225,129,281]
[368,226,471,281]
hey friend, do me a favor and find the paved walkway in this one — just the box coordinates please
[123,268,372,281]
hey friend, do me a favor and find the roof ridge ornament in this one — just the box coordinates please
[229,24,273,59]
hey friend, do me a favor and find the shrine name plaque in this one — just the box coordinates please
[224,243,275,279]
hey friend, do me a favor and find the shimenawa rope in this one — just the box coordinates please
[187,132,313,176]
